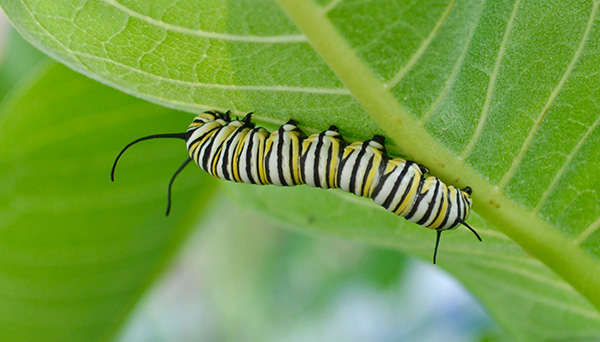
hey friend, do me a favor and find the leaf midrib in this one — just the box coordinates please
[275,0,600,311]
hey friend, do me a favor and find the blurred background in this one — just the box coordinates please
[0,8,502,342]
[117,194,499,342]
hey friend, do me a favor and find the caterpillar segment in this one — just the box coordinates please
[112,110,481,263]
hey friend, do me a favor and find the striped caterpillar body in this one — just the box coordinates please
[112,110,481,263]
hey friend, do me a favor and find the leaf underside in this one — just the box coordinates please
[1,0,600,340]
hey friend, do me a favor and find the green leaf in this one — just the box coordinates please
[224,183,600,340]
[0,62,217,341]
[0,29,46,100]
[2,0,600,339]
[275,0,600,314]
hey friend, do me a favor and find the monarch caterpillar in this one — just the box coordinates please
[112,110,481,263]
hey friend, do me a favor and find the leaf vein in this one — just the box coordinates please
[17,0,85,69]
[461,0,522,158]
[421,0,486,123]
[72,51,352,95]
[498,1,600,189]
[385,0,457,88]
[322,0,344,13]
[459,257,600,320]
[450,250,579,292]
[102,0,308,43]
[535,114,600,214]
[575,216,600,246]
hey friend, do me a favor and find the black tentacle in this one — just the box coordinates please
[166,158,193,216]
[111,133,187,181]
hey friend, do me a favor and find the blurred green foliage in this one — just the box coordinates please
[0,38,217,340]
[0,29,44,99]
[1,0,600,340]
[118,194,497,342]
